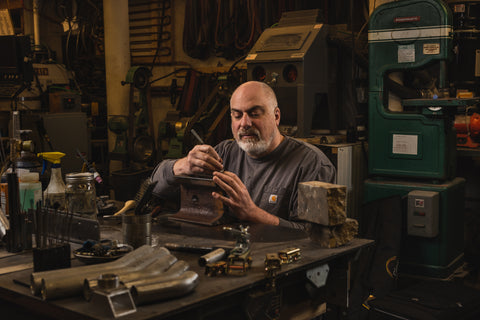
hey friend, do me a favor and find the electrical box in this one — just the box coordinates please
[408,190,439,238]
[364,177,465,278]
[49,92,81,113]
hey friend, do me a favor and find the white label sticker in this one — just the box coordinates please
[423,43,440,55]
[392,134,418,155]
[398,44,415,63]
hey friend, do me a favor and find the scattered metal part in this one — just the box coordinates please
[306,264,329,288]
[198,248,226,267]
[131,271,199,306]
[30,245,158,297]
[122,213,152,248]
[123,260,190,289]
[278,247,301,264]
[89,273,137,318]
[224,225,253,275]
[205,261,227,277]
[40,246,169,300]
[264,253,282,279]
[73,240,133,265]
[164,242,215,254]
[0,262,33,275]
[84,254,179,301]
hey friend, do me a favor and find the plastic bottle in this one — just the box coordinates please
[37,152,66,209]
[18,172,42,211]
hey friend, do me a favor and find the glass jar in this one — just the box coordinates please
[65,172,98,219]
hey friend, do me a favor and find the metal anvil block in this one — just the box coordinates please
[169,175,224,225]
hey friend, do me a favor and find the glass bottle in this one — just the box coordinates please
[65,172,98,219]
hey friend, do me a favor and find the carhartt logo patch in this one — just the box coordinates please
[269,194,278,204]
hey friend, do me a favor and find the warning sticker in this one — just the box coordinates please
[423,43,440,55]
[392,134,418,155]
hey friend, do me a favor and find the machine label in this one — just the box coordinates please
[392,134,418,155]
[34,67,49,76]
[415,199,425,208]
[423,43,440,55]
[394,16,420,23]
[453,4,465,13]
[398,44,415,63]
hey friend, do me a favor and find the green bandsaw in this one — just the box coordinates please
[366,0,479,279]
[368,0,477,180]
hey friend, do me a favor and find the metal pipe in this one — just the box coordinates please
[123,260,190,289]
[103,0,131,172]
[131,271,199,306]
[83,254,178,300]
[33,0,41,49]
[198,248,226,267]
[31,245,157,295]
[40,246,170,300]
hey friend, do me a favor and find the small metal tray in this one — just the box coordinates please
[73,241,133,264]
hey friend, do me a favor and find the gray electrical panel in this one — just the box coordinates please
[407,190,439,238]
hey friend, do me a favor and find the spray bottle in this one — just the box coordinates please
[37,152,66,209]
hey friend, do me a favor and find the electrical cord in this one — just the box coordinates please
[149,67,194,85]
[149,0,171,70]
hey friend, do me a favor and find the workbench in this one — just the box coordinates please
[0,219,372,320]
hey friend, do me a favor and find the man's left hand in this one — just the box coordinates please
[212,171,279,225]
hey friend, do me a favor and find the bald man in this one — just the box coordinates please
[152,81,335,230]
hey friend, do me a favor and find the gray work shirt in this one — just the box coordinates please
[151,136,336,230]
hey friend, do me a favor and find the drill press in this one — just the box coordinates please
[365,0,479,278]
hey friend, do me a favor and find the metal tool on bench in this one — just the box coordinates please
[32,205,101,272]
[88,273,137,318]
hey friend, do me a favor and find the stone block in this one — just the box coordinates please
[309,218,359,248]
[297,181,347,226]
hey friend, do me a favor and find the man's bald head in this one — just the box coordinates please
[230,81,278,113]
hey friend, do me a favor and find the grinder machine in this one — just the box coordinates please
[365,0,479,278]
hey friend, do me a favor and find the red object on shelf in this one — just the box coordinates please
[454,112,480,148]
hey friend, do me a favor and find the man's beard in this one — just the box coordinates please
[236,128,274,157]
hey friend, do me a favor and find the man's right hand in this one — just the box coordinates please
[173,145,223,176]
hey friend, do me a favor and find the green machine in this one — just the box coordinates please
[366,0,479,278]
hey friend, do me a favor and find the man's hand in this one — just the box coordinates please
[173,145,223,176]
[212,171,279,226]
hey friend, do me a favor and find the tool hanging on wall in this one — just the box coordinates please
[160,71,241,159]
[112,66,155,167]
